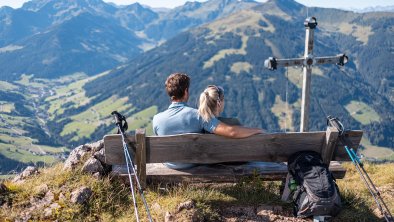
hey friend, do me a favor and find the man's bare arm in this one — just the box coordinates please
[213,122,263,138]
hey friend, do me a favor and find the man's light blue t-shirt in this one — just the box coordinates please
[153,102,219,135]
[152,102,219,169]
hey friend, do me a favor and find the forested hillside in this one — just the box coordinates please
[0,0,393,174]
[84,0,394,148]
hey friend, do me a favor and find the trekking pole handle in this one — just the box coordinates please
[111,111,122,125]
[111,111,127,133]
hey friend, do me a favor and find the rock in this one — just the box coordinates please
[257,205,283,216]
[177,200,195,212]
[44,203,61,218]
[12,166,39,182]
[82,157,104,174]
[93,172,101,179]
[165,212,174,222]
[59,193,66,202]
[21,190,55,221]
[70,187,92,204]
[84,140,104,152]
[94,149,106,164]
[35,184,49,197]
[223,206,255,217]
[63,145,93,170]
[42,190,55,204]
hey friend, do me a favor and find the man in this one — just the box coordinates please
[153,73,263,169]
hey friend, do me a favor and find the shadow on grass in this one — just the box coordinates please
[333,191,383,222]
[168,175,384,222]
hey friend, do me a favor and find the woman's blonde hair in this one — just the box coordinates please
[198,85,224,122]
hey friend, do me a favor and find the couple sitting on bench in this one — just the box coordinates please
[153,72,265,169]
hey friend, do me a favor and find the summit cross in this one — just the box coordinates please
[264,17,348,132]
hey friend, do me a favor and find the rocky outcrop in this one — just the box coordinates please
[63,145,91,170]
[82,157,105,174]
[12,166,39,183]
[63,139,110,176]
[70,187,93,204]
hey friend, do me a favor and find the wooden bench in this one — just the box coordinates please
[104,126,363,190]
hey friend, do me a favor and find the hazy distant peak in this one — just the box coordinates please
[183,1,203,11]
[354,5,394,13]
[22,0,109,12]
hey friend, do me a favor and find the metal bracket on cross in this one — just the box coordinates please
[264,17,349,132]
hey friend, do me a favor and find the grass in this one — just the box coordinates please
[126,106,158,136]
[203,35,248,69]
[0,114,27,126]
[206,10,275,36]
[0,143,57,164]
[345,100,381,125]
[359,137,394,159]
[0,102,15,113]
[0,174,14,180]
[0,161,392,221]
[336,162,394,221]
[38,145,69,154]
[270,95,295,131]
[15,74,46,88]
[338,23,373,45]
[46,71,110,119]
[0,81,17,92]
[60,96,133,141]
[230,62,252,75]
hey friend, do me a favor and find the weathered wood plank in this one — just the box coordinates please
[111,161,346,183]
[104,134,135,165]
[135,129,147,189]
[146,132,326,163]
[321,126,339,165]
[104,131,363,165]
[333,130,363,160]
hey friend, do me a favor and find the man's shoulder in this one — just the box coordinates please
[153,110,166,122]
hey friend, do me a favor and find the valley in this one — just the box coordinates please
[0,0,393,175]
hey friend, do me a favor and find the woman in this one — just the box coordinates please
[198,85,276,168]
[198,85,226,124]
[198,85,262,133]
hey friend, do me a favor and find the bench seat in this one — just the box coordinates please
[111,161,346,184]
[104,127,362,188]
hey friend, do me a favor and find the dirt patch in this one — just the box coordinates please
[220,205,310,222]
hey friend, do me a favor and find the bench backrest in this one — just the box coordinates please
[104,127,363,165]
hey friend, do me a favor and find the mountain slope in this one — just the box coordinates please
[0,0,258,80]
[0,0,154,80]
[144,0,259,41]
[0,12,142,80]
[83,0,394,148]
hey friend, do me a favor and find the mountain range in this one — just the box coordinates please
[0,0,258,80]
[0,0,393,173]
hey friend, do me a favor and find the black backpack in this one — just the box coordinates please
[288,151,342,218]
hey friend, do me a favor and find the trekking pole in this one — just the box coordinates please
[111,111,153,222]
[347,145,393,222]
[327,116,394,222]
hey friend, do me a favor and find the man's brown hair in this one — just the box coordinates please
[165,73,190,101]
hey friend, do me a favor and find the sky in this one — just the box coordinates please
[0,0,393,10]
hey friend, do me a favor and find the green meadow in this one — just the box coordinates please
[345,101,381,125]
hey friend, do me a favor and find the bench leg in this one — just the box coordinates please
[281,173,292,202]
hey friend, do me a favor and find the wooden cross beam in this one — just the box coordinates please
[264,17,348,132]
